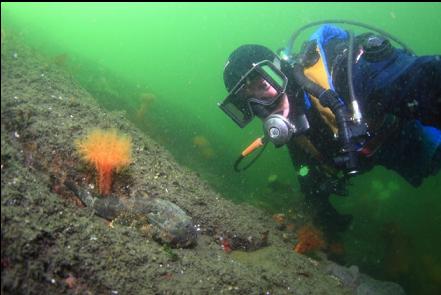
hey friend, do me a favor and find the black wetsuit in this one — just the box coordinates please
[283,26,441,236]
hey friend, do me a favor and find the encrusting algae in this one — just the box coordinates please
[75,128,132,196]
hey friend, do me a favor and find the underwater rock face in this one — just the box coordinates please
[325,262,405,295]
[65,181,197,248]
[356,275,406,295]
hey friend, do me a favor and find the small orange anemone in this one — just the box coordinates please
[75,128,132,196]
[272,213,286,225]
[294,224,325,254]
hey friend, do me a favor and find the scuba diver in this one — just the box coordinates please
[218,21,441,242]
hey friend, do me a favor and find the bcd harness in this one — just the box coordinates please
[234,21,408,173]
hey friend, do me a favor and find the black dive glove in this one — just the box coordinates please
[318,175,349,197]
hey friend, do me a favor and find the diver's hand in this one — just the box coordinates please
[319,177,348,196]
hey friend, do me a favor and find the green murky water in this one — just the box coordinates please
[2,3,440,294]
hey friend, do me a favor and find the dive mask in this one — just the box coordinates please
[218,60,288,128]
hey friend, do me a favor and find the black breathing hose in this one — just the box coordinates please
[292,64,359,173]
[284,19,414,57]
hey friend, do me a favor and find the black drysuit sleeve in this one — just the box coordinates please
[286,139,352,235]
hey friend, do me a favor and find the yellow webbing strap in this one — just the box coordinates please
[303,49,338,135]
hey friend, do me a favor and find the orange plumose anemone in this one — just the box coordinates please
[75,129,132,196]
[294,224,326,254]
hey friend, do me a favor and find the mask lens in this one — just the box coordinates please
[260,64,285,89]
[218,85,254,128]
